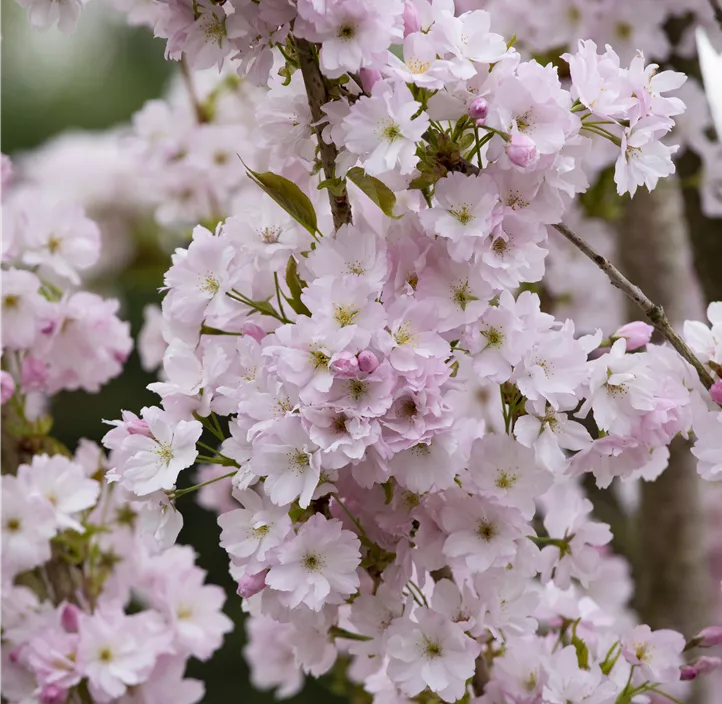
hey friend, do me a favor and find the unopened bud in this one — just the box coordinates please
[681,656,722,680]
[468,97,489,124]
[40,685,67,704]
[710,380,722,405]
[60,603,81,633]
[693,626,722,648]
[125,416,151,437]
[613,321,653,351]
[506,133,539,169]
[357,350,380,373]
[237,571,267,599]
[330,351,359,378]
[20,356,47,392]
[359,68,382,94]
[242,321,266,343]
[402,1,421,36]
[1,371,15,405]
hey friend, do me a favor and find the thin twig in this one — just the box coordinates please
[179,56,208,124]
[294,38,353,230]
[551,222,716,391]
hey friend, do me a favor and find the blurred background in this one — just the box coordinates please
[1,2,339,701]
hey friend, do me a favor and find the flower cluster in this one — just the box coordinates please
[8,0,722,702]
[1,157,132,412]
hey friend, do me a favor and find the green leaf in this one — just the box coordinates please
[571,620,590,670]
[243,163,319,237]
[347,167,402,219]
[284,256,312,317]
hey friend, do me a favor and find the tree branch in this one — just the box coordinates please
[551,222,716,391]
[294,38,353,230]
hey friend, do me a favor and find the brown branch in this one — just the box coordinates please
[294,38,353,230]
[551,222,716,391]
[179,57,208,124]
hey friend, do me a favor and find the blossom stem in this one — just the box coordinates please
[643,685,685,704]
[406,579,429,607]
[274,272,288,322]
[179,56,208,124]
[295,37,353,230]
[329,625,373,642]
[332,494,369,542]
[193,411,225,442]
[551,223,717,393]
[200,324,244,336]
[170,469,237,499]
[580,125,622,147]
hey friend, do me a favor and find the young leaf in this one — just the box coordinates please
[243,163,320,237]
[347,167,402,219]
[284,256,312,316]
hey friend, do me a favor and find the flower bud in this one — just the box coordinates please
[60,603,81,633]
[710,380,722,405]
[20,356,47,392]
[681,656,722,680]
[1,371,15,405]
[613,321,653,351]
[40,685,67,704]
[468,97,489,124]
[693,626,722,648]
[357,350,380,373]
[506,134,539,169]
[124,412,152,437]
[242,321,266,343]
[330,351,359,378]
[402,1,421,36]
[359,68,382,94]
[237,571,267,599]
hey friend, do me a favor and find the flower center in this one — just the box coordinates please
[47,235,62,253]
[337,23,356,40]
[155,442,174,466]
[379,120,402,142]
[303,553,325,571]
[407,57,431,74]
[258,226,282,244]
[310,349,330,370]
[6,518,20,532]
[451,280,477,311]
[98,647,113,663]
[421,637,443,658]
[200,273,220,295]
[495,470,518,489]
[482,327,504,347]
[334,305,360,327]
[347,379,368,401]
[477,521,496,542]
[3,295,19,309]
[449,204,474,225]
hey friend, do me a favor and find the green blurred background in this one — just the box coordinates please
[1,2,340,701]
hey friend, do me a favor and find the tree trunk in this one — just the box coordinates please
[617,177,710,702]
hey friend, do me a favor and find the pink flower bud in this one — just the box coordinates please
[694,626,722,647]
[237,571,267,599]
[125,415,152,437]
[506,134,539,169]
[468,97,489,124]
[1,371,15,405]
[357,350,380,373]
[710,380,722,405]
[359,68,382,94]
[681,656,722,680]
[60,603,81,633]
[330,351,359,378]
[242,321,266,343]
[20,356,47,392]
[613,321,654,351]
[402,1,421,36]
[40,685,67,704]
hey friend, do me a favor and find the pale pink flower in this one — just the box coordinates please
[265,514,361,610]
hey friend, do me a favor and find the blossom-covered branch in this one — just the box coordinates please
[552,221,716,391]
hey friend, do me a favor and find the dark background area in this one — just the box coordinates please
[1,2,340,700]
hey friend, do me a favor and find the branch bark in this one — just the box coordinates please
[295,38,353,230]
[551,222,716,391]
